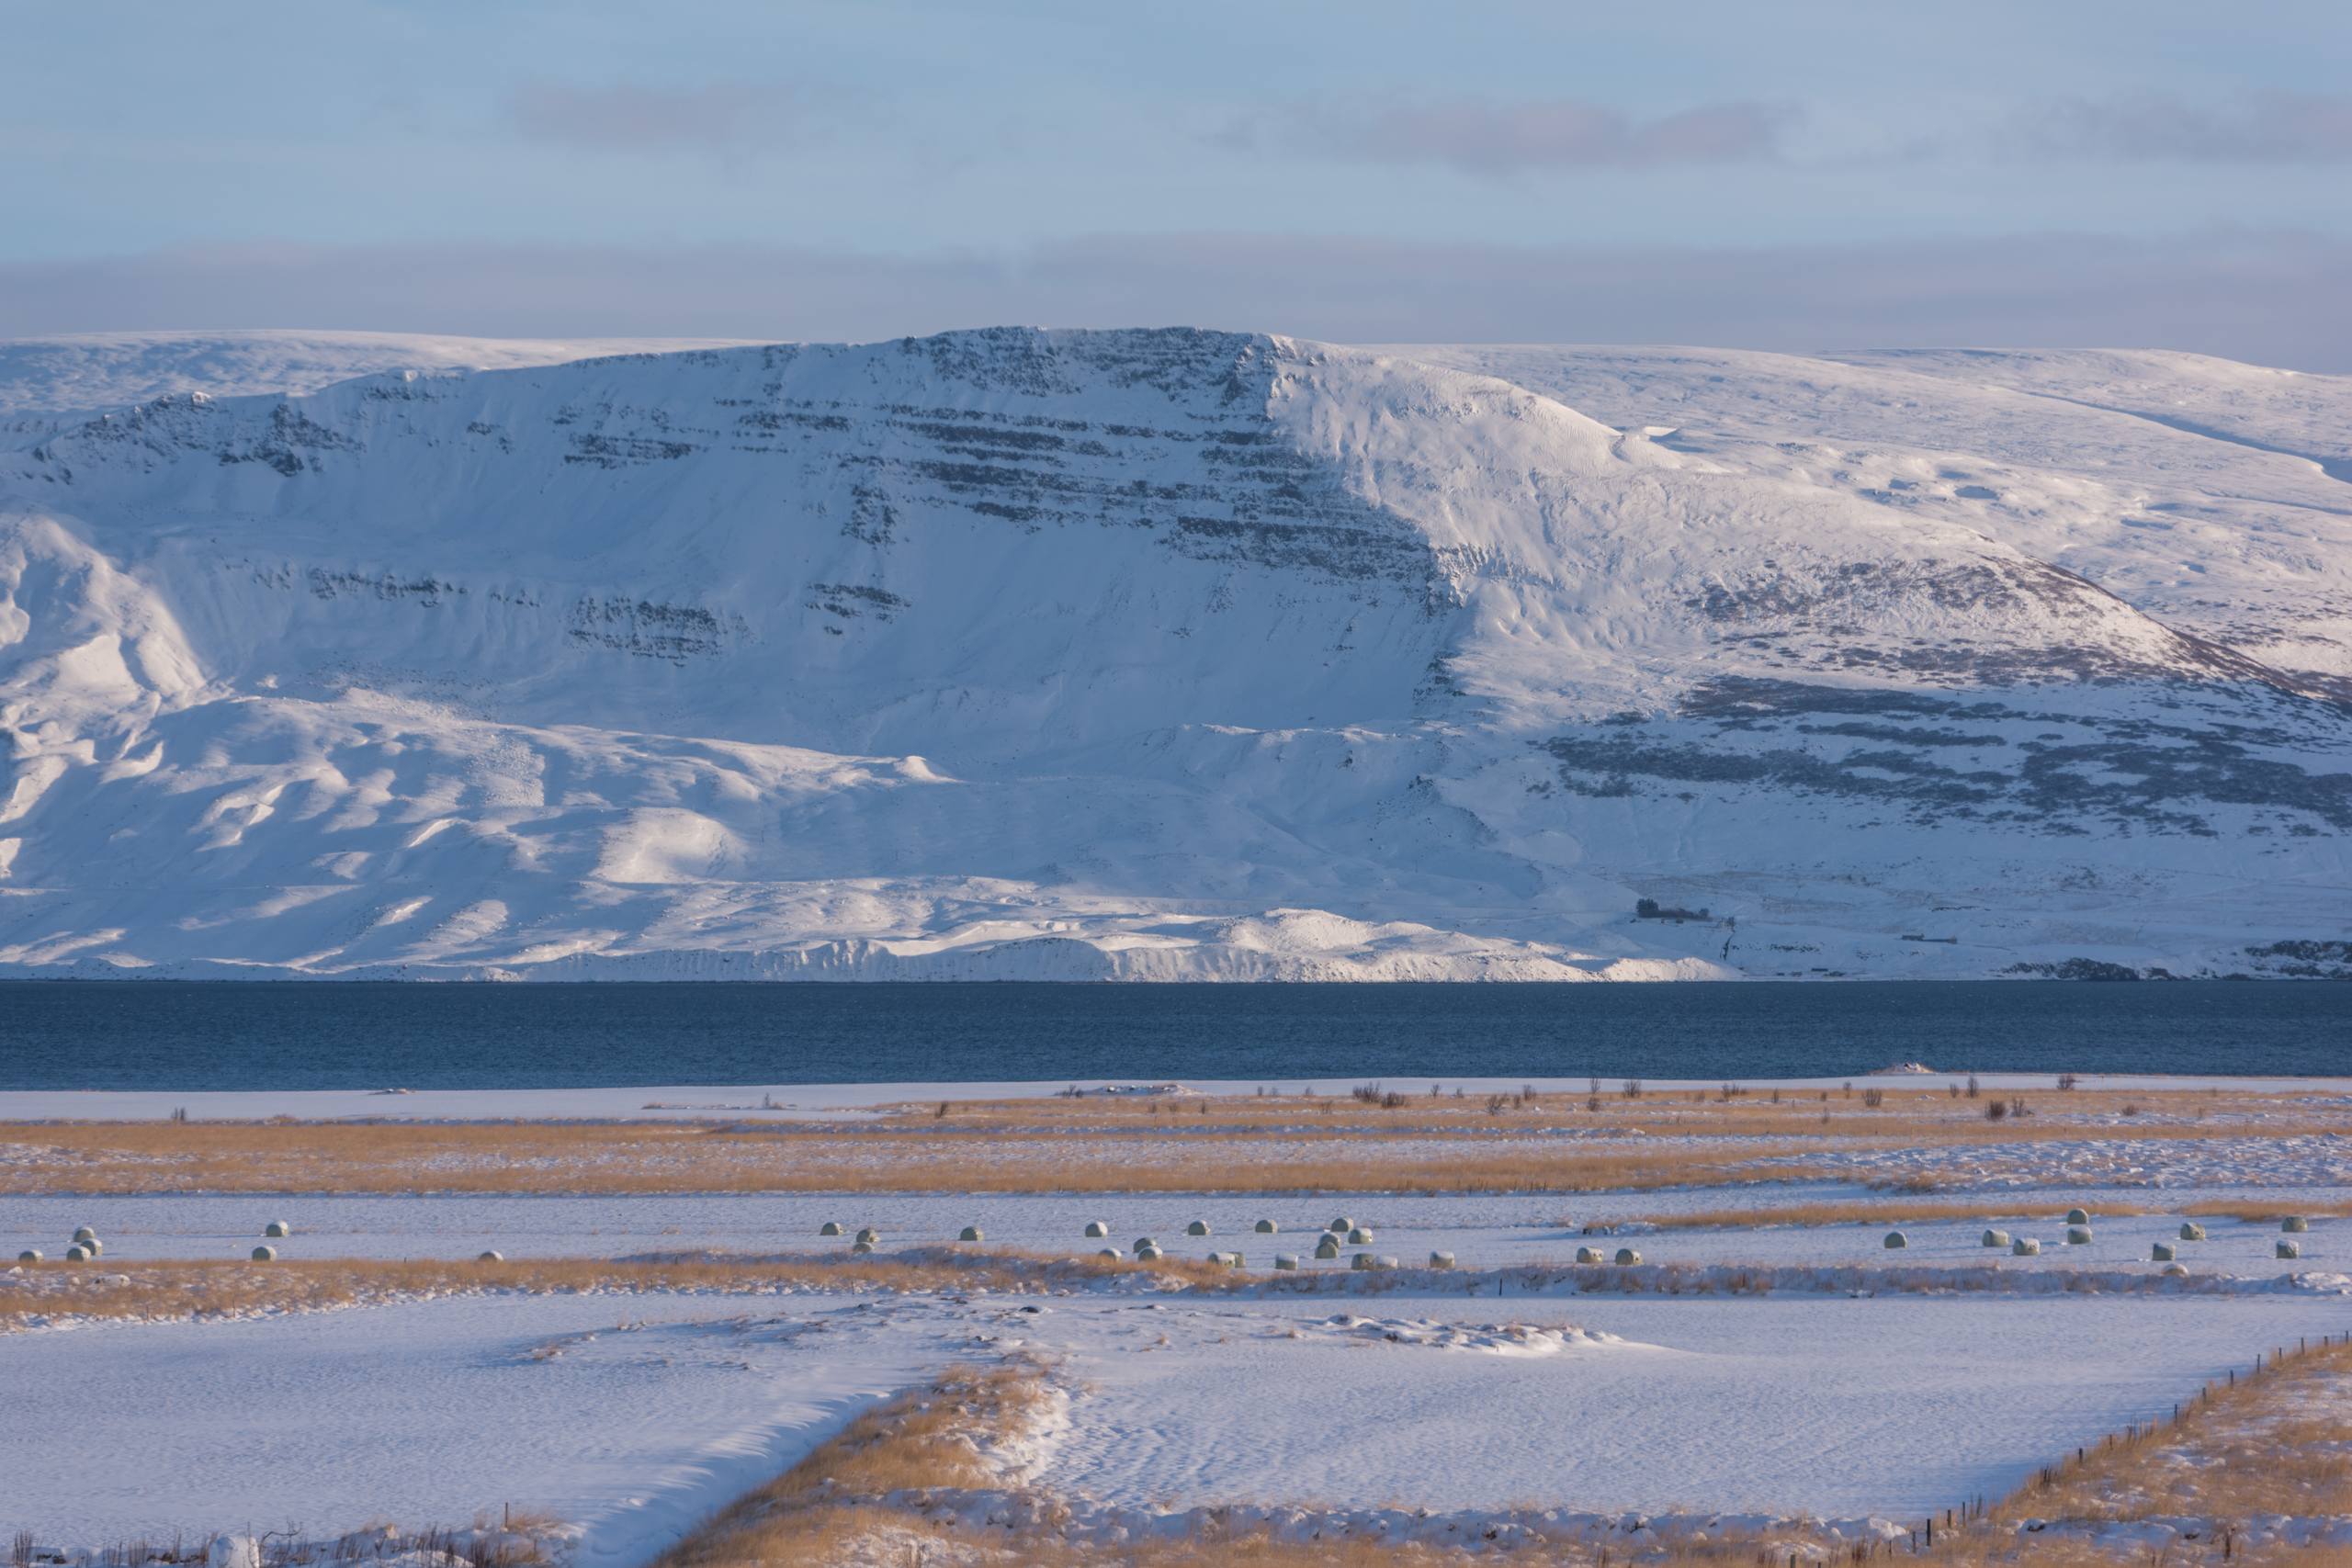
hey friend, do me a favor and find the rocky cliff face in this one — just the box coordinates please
[2,327,2347,979]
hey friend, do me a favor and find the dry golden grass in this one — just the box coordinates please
[7,1083,2347,1198]
[0,1118,1831,1195]
[0,1247,1230,1330]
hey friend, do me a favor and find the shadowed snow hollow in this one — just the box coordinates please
[2,326,2348,978]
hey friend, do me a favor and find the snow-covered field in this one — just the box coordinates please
[5,329,2352,982]
[12,1075,2352,1562]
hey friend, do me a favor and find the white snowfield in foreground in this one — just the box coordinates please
[3,329,2351,980]
[3,1280,2343,1551]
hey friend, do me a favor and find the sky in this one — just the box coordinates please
[5,1,2350,365]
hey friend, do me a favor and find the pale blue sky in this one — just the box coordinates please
[6,2,2350,363]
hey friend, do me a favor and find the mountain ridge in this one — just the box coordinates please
[3,326,2348,980]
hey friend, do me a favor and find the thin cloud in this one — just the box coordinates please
[503,79,798,156]
[2,230,2346,371]
[1227,97,1795,174]
[2007,92,2352,164]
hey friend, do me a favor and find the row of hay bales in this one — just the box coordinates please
[16,1217,524,1268]
[1879,1206,2314,1267]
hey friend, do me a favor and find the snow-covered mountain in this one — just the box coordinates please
[3,327,2347,980]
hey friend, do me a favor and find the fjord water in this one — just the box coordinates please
[1,981,2347,1091]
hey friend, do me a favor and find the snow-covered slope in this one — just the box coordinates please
[2,328,2347,980]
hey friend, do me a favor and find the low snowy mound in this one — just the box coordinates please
[1296,1314,1634,1355]
[2,326,2348,979]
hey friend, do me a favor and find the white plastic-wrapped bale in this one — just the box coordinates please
[1375,1256,1398,1269]
[2161,1261,2190,1278]
[1133,1236,1158,1255]
[1346,1227,1374,1245]
[1314,1236,1342,1258]
[959,1225,984,1242]
[1329,1216,1354,1234]
[72,1226,96,1244]
[264,1220,293,1238]
[855,1227,881,1245]
[2065,1208,2091,1225]
[1254,1219,1278,1234]
[1186,1220,1212,1236]
[2152,1241,2177,1261]
[851,1241,875,1256]
[1083,1221,1110,1238]
[17,1249,40,1263]
[819,1221,843,1237]
[2284,1216,2312,1234]
[1097,1247,1123,1260]
[251,1246,277,1262]
[2066,1225,2094,1245]
[2180,1223,2207,1240]
[2012,1237,2041,1256]
[477,1250,504,1262]
[1883,1231,1907,1249]
[1222,1252,1244,1269]
[1274,1254,1300,1270]
[1428,1251,1455,1269]
[1981,1229,2010,1247]
[2279,1239,2303,1259]
[1351,1251,1378,1270]
[1614,1247,1642,1266]
[1136,1244,1163,1261]
[64,1245,90,1262]
[1576,1246,1603,1264]
[75,1236,102,1256]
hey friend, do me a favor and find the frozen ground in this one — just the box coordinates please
[12,1070,2348,1122]
[6,1283,2344,1550]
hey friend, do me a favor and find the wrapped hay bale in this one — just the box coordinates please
[1614,1247,1642,1266]
[2011,1237,2041,1256]
[2066,1225,2094,1245]
[855,1227,881,1245]
[1375,1256,1398,1270]
[1097,1247,1123,1260]
[2064,1208,2091,1226]
[1428,1251,1455,1269]
[1186,1220,1212,1236]
[959,1225,984,1242]
[1083,1220,1110,1238]
[1883,1231,1907,1249]
[1136,1243,1163,1261]
[1351,1251,1378,1270]
[851,1241,875,1256]
[1329,1216,1355,1234]
[17,1249,41,1263]
[478,1250,504,1262]
[1274,1254,1300,1270]
[1346,1227,1375,1245]
[2278,1239,2302,1259]
[2161,1261,2190,1278]
[251,1246,277,1262]
[264,1220,293,1239]
[819,1221,843,1236]
[2152,1241,2177,1261]
[72,1226,96,1245]
[1576,1246,1603,1265]
[1981,1229,2010,1247]
[1254,1219,1278,1234]
[2179,1223,2207,1241]
[64,1245,90,1262]
[1133,1236,1158,1255]
[1314,1235,1342,1259]
[2283,1216,2312,1234]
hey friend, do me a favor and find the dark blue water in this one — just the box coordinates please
[1,980,2348,1091]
